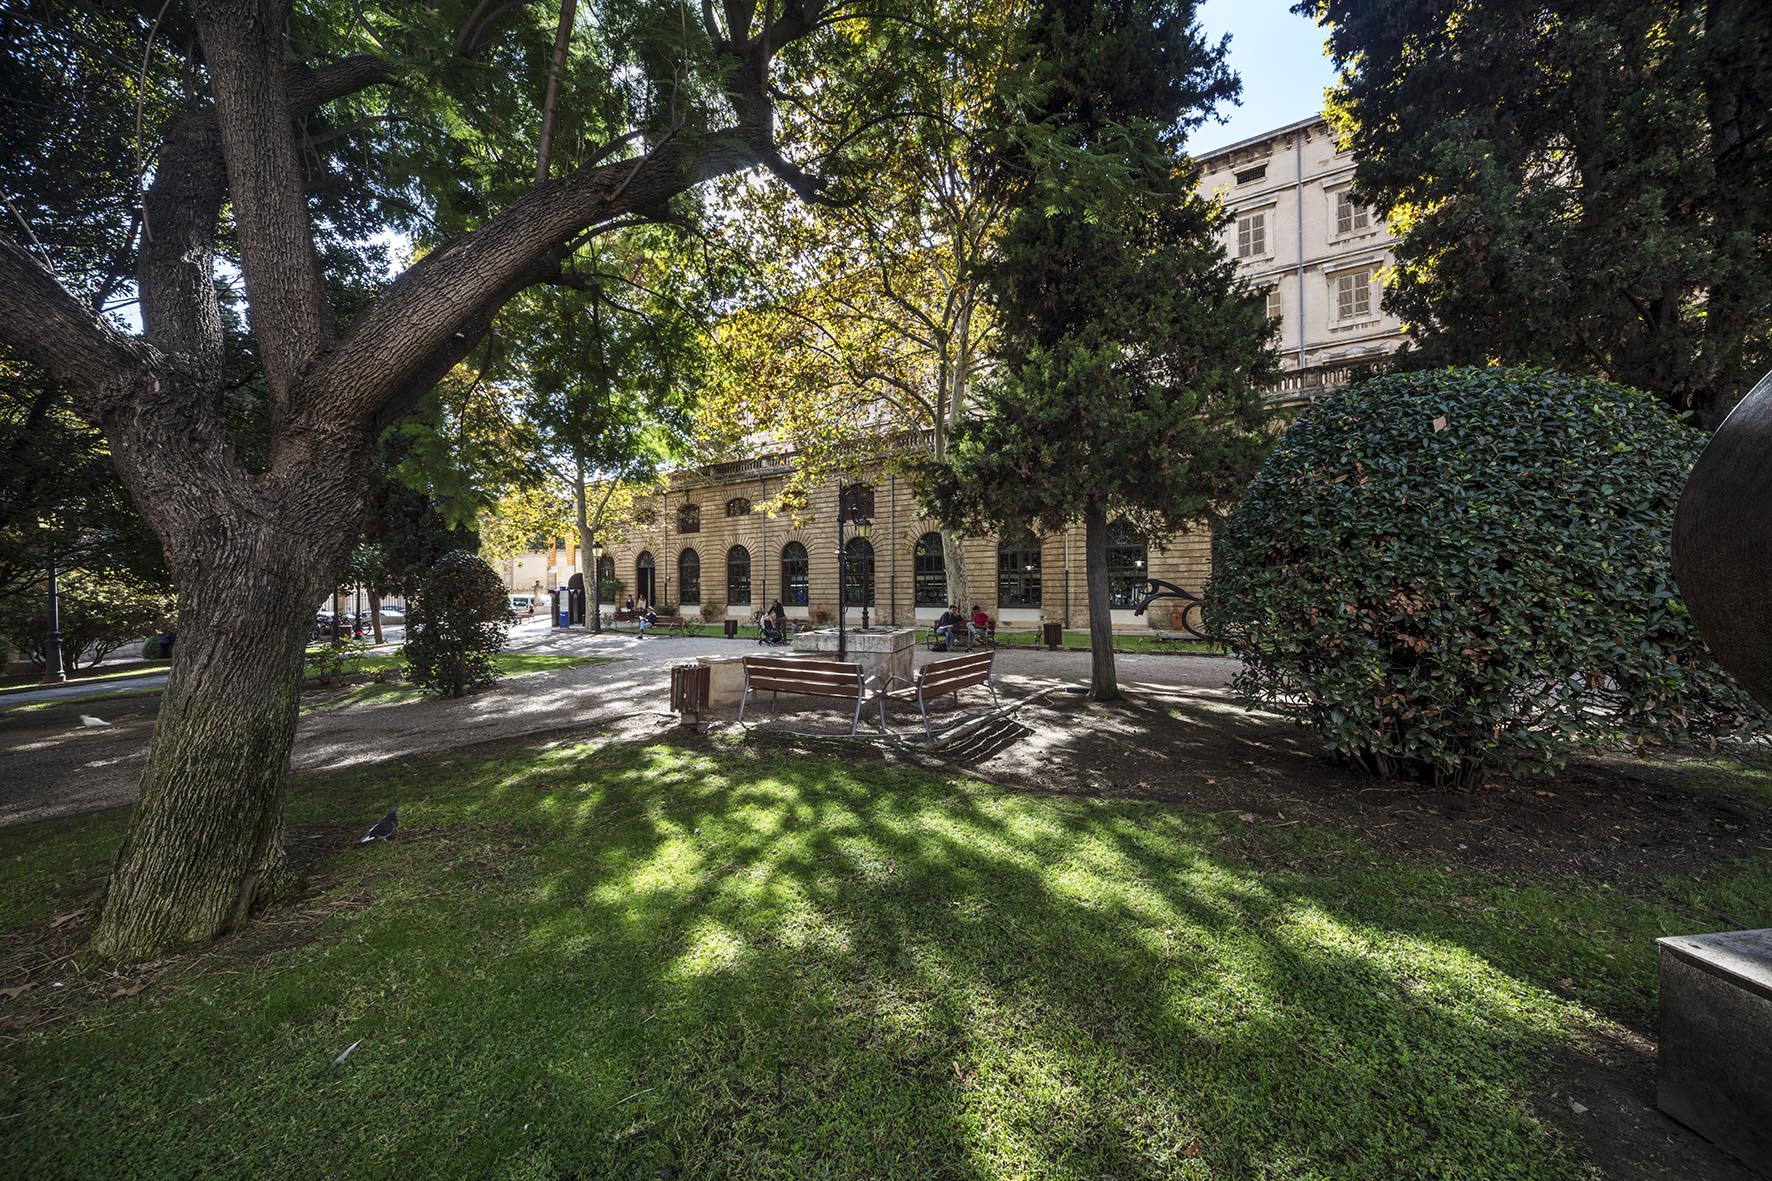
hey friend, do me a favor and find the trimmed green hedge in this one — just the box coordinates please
[1208,367,1762,786]
[402,552,510,698]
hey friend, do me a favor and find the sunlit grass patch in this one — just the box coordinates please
[1,738,1767,1178]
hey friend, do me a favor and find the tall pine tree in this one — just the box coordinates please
[916,0,1276,700]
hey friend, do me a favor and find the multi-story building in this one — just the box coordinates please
[1196,115,1405,401]
[497,115,1407,631]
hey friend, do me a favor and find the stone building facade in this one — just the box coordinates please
[494,115,1405,630]
[1197,114,1405,400]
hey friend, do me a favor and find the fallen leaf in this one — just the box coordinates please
[0,984,29,1001]
[108,982,144,999]
[1238,813,1256,824]
[1183,1142,1202,1158]
[1432,414,1448,432]
[1569,1100,1588,1115]
[49,909,86,929]
[334,1039,362,1064]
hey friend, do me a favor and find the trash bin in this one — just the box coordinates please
[723,619,738,638]
[670,662,710,720]
[1042,622,1063,650]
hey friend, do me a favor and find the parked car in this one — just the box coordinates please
[508,594,536,617]
[378,604,406,619]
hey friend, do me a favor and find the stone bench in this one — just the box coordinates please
[1657,928,1772,1173]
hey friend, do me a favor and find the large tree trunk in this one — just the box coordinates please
[1082,500,1120,701]
[88,516,345,962]
[368,589,384,645]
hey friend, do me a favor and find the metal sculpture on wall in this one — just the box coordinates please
[1672,369,1772,710]
[1130,579,1210,640]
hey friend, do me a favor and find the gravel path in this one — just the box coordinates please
[0,621,1238,828]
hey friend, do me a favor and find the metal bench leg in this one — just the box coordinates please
[850,692,864,736]
[989,677,999,709]
[919,690,931,737]
[738,683,749,726]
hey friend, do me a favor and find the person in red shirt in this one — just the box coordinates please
[968,605,991,650]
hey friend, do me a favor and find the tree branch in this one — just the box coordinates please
[189,0,333,405]
[0,238,165,414]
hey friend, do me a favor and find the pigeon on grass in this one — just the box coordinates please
[356,806,397,845]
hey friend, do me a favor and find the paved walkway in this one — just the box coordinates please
[0,622,1238,828]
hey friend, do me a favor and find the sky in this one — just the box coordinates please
[1193,0,1340,155]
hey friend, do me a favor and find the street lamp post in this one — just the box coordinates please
[835,481,871,662]
[590,539,604,634]
[42,560,66,684]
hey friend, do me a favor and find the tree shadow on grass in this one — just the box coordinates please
[5,736,1766,1180]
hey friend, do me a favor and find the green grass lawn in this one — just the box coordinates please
[302,652,622,712]
[0,652,620,717]
[0,661,171,695]
[3,737,1766,1178]
[992,628,1225,656]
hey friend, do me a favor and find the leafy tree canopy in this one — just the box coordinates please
[915,0,1276,698]
[1297,0,1772,425]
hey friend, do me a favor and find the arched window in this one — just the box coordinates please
[726,545,752,606]
[595,555,615,594]
[913,532,947,607]
[677,548,701,605]
[843,537,875,607]
[677,503,700,533]
[840,483,875,523]
[1106,520,1148,608]
[725,497,752,517]
[998,532,1042,608]
[635,551,656,606]
[781,541,809,606]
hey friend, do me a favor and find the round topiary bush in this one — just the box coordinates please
[402,552,511,698]
[1207,367,1762,786]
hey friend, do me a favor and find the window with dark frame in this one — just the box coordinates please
[726,545,751,606]
[725,497,752,517]
[677,549,701,605]
[1105,521,1148,608]
[781,541,809,606]
[677,503,700,533]
[843,537,874,607]
[913,532,947,607]
[1234,164,1267,185]
[997,533,1042,608]
[840,483,875,522]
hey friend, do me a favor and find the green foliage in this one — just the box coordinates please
[1209,368,1765,785]
[0,570,174,671]
[302,638,373,685]
[401,552,510,698]
[1297,0,1772,425]
[914,0,1274,697]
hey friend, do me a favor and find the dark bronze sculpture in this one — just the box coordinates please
[1673,370,1772,710]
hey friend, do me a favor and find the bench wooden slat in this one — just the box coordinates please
[740,656,870,734]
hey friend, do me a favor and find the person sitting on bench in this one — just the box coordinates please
[968,604,992,649]
[934,604,962,651]
[637,606,660,637]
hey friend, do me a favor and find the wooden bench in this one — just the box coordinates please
[638,613,686,637]
[879,650,998,735]
[921,620,995,651]
[739,656,872,735]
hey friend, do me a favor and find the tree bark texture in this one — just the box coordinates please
[1082,501,1120,701]
[1673,368,1772,710]
[89,463,365,961]
[0,1,833,963]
